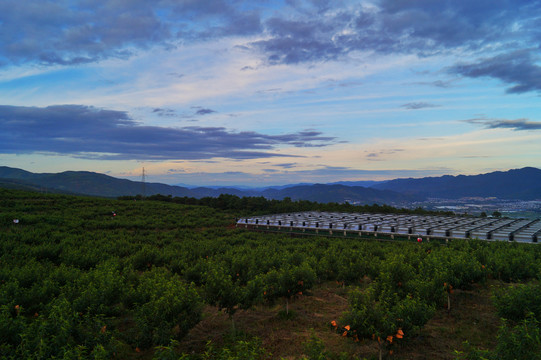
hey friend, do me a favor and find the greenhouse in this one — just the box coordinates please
[237,211,541,243]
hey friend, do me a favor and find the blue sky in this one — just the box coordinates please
[1,0,540,186]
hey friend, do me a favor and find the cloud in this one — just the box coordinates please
[464,117,541,131]
[366,149,404,161]
[250,16,345,64]
[194,108,217,116]
[152,108,177,117]
[401,102,440,110]
[449,50,541,94]
[0,0,168,66]
[167,72,184,79]
[1,0,539,72]
[274,163,298,169]
[0,0,261,67]
[408,79,456,88]
[256,88,283,94]
[0,104,337,160]
[188,11,262,39]
[250,1,540,64]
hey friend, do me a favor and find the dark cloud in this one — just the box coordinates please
[0,104,337,160]
[195,108,217,116]
[256,88,283,94]
[250,1,541,65]
[1,0,539,76]
[272,130,336,147]
[401,102,440,110]
[409,79,456,88]
[318,166,351,171]
[365,149,404,161]
[152,108,177,117]
[190,11,262,39]
[0,0,261,67]
[250,16,346,64]
[167,72,184,78]
[464,117,541,131]
[274,163,298,169]
[3,0,540,102]
[0,0,170,66]
[449,50,541,94]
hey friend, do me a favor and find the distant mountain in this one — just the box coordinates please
[261,184,411,204]
[372,167,541,200]
[174,182,316,191]
[328,180,380,187]
[0,177,67,193]
[0,166,407,204]
[0,166,194,198]
[2,166,540,203]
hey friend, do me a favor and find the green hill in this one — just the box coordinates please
[1,188,540,359]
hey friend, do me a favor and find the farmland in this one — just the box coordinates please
[1,189,540,359]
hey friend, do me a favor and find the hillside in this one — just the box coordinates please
[1,189,540,359]
[2,166,541,202]
[373,167,541,200]
[261,183,411,203]
[0,166,409,204]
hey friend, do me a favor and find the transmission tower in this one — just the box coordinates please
[141,167,146,198]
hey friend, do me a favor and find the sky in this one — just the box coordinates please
[1,0,540,187]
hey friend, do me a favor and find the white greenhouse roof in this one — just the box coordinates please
[237,211,541,243]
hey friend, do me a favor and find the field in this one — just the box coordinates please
[1,189,540,359]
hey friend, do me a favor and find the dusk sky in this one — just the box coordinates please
[1,0,540,186]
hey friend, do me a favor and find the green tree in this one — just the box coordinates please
[202,262,248,332]
[261,264,316,315]
[342,282,434,360]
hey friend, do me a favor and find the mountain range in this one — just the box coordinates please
[373,167,541,200]
[1,166,541,203]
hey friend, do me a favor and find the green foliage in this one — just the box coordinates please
[481,243,539,281]
[65,260,129,316]
[1,189,540,359]
[260,263,317,313]
[493,283,541,322]
[151,338,270,360]
[199,338,270,360]
[342,282,434,360]
[13,296,115,359]
[457,315,541,360]
[202,261,247,318]
[138,192,454,217]
[457,273,541,359]
[133,268,203,348]
[493,315,541,360]
[344,285,434,340]
[302,332,349,360]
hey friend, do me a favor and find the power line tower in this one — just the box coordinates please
[141,167,146,198]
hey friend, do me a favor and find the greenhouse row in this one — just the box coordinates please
[237,211,541,243]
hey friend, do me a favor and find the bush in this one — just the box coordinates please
[493,283,541,322]
[133,268,203,348]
